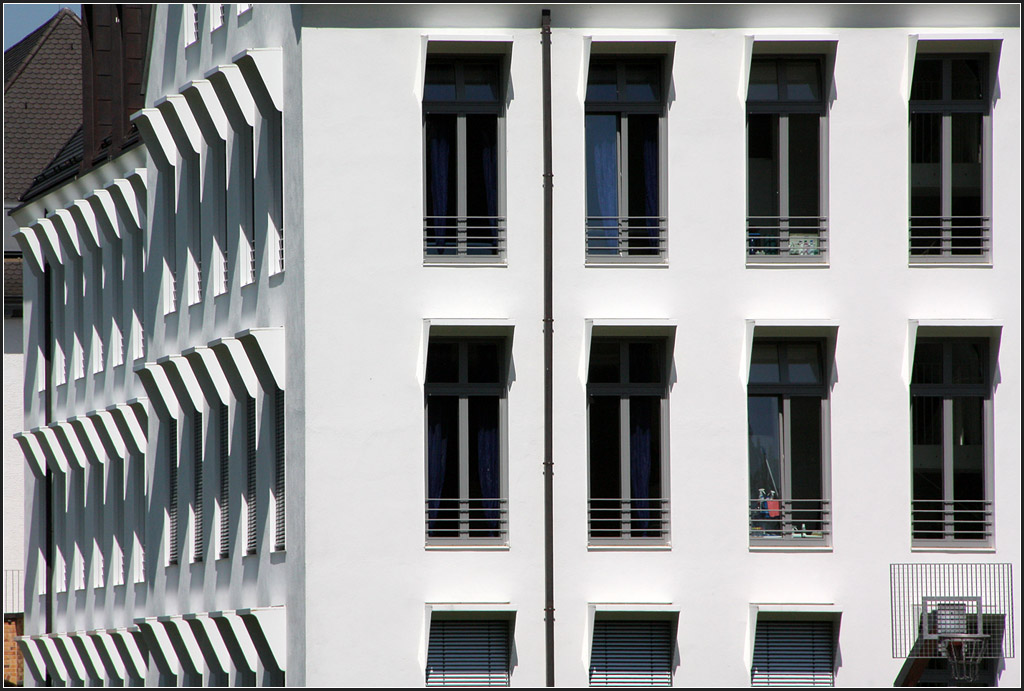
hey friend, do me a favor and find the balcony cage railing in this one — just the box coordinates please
[585,216,667,261]
[911,499,993,542]
[425,498,508,542]
[746,216,828,262]
[748,498,831,541]
[4,569,23,614]
[909,216,990,262]
[424,216,506,260]
[588,498,670,541]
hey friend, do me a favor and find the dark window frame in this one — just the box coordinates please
[747,339,832,545]
[585,56,668,263]
[909,53,991,263]
[746,55,829,264]
[423,56,507,262]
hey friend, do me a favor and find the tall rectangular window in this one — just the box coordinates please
[909,55,990,262]
[193,409,204,562]
[425,338,507,544]
[245,396,257,554]
[911,338,992,544]
[587,339,669,543]
[423,57,505,261]
[168,418,179,566]
[218,402,230,559]
[585,58,666,261]
[747,56,828,262]
[748,340,830,544]
[273,388,285,550]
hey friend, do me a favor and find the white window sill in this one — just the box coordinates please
[587,543,672,552]
[425,544,510,552]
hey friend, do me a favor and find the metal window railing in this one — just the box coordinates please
[749,499,831,541]
[424,216,506,260]
[588,498,670,541]
[747,216,828,262]
[4,569,23,614]
[909,216,991,262]
[911,499,993,542]
[586,217,667,261]
[425,499,508,542]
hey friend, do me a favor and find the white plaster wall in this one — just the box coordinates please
[301,6,1019,688]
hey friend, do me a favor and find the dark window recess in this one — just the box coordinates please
[585,59,665,260]
[424,59,504,259]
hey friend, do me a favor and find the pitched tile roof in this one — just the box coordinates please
[3,8,82,202]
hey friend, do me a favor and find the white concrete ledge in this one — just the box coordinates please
[205,63,257,129]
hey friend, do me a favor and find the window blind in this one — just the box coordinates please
[168,418,179,565]
[426,620,510,687]
[193,410,204,562]
[274,388,285,550]
[589,620,673,687]
[246,396,257,554]
[219,403,230,558]
[751,620,835,687]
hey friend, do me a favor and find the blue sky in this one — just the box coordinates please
[4,4,80,52]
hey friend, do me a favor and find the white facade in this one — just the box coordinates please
[12,4,1021,687]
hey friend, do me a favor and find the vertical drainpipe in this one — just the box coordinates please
[541,8,555,688]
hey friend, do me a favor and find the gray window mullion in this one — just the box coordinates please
[619,395,631,530]
[778,114,791,252]
[942,397,955,539]
[619,114,629,255]
[457,114,468,255]
[941,112,952,253]
[781,397,792,537]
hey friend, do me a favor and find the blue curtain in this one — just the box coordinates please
[427,422,448,528]
[426,117,454,254]
[468,117,498,254]
[586,114,619,253]
[477,425,500,532]
[630,406,652,533]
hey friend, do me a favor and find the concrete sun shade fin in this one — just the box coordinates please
[157,354,206,413]
[181,78,230,143]
[14,431,46,478]
[205,63,257,129]
[52,208,81,259]
[155,93,203,157]
[54,421,88,470]
[108,400,149,457]
[183,613,232,676]
[87,630,127,684]
[184,345,233,406]
[135,361,182,420]
[134,616,180,678]
[158,615,205,679]
[14,227,45,274]
[237,327,286,391]
[210,610,259,676]
[233,47,283,115]
[130,108,178,171]
[36,425,70,474]
[15,637,47,685]
[87,187,122,243]
[32,217,63,265]
[108,627,148,682]
[69,631,106,684]
[238,606,287,673]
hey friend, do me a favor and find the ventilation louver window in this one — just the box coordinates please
[751,620,835,687]
[589,620,673,687]
[426,619,511,687]
[274,388,285,550]
[246,396,257,554]
[168,418,179,565]
[193,410,204,562]
[219,403,230,558]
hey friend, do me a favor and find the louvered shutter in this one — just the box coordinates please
[219,403,230,558]
[751,620,835,687]
[426,620,510,687]
[246,396,257,554]
[274,388,285,550]
[168,418,179,565]
[193,410,204,562]
[589,620,673,687]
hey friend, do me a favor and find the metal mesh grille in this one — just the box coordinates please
[274,388,285,550]
[426,620,510,687]
[168,418,178,565]
[751,620,835,687]
[246,396,257,554]
[891,563,1015,659]
[219,403,230,559]
[193,410,204,562]
[590,620,673,687]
